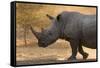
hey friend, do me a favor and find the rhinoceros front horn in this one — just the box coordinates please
[30,26,41,39]
[46,14,54,20]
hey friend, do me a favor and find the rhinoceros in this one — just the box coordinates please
[30,11,96,60]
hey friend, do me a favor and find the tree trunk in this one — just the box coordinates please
[24,25,27,46]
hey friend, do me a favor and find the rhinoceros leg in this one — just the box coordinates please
[68,40,79,60]
[78,45,88,59]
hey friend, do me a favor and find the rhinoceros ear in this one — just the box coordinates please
[46,14,54,20]
[57,14,61,21]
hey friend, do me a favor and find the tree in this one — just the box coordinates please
[16,3,44,46]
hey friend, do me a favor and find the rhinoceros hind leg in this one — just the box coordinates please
[78,45,89,59]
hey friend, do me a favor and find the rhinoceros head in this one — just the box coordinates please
[30,14,59,47]
[30,26,51,47]
[30,14,60,47]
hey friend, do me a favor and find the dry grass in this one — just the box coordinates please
[16,39,96,63]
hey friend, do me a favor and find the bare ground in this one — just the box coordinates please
[16,39,96,65]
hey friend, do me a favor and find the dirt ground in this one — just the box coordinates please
[16,39,96,65]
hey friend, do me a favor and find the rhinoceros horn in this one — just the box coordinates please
[46,14,54,20]
[30,26,41,39]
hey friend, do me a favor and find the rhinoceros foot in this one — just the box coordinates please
[83,52,89,59]
[68,56,76,60]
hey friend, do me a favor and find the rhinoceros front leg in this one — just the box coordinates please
[68,40,79,60]
[78,45,88,59]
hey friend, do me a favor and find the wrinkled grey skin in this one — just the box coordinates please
[30,11,96,60]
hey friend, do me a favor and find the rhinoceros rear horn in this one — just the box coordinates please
[46,14,54,20]
[30,26,41,39]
